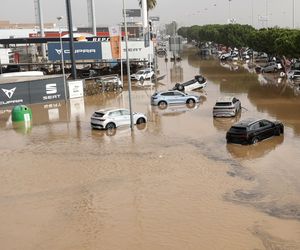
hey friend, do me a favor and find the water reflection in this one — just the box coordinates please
[213,112,242,132]
[170,62,183,83]
[12,121,32,135]
[226,135,284,160]
[150,103,200,117]
[91,123,147,138]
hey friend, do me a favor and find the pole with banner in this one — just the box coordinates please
[108,26,121,60]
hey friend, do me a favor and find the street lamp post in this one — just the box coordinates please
[122,0,134,130]
[292,0,295,29]
[251,0,254,27]
[228,0,232,23]
[57,16,67,101]
[265,0,268,27]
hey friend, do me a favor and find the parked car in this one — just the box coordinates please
[255,52,268,62]
[241,49,253,60]
[172,75,207,92]
[90,108,147,130]
[151,90,200,109]
[130,68,154,82]
[95,74,123,91]
[287,70,300,81]
[219,51,239,60]
[213,96,241,117]
[260,61,280,73]
[226,118,284,145]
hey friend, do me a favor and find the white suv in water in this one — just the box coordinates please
[130,68,155,82]
[213,96,241,117]
[91,108,147,130]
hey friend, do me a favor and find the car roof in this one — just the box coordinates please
[216,96,234,102]
[159,90,183,94]
[95,108,127,113]
[233,118,263,127]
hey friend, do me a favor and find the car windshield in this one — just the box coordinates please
[94,112,105,117]
[215,102,232,106]
[136,70,145,74]
[230,126,247,132]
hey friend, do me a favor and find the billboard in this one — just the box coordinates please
[101,41,153,61]
[125,9,141,17]
[29,77,66,104]
[0,82,30,107]
[48,41,102,61]
[0,76,66,108]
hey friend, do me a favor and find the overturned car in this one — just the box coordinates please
[172,75,207,92]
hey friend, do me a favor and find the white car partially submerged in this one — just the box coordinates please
[130,68,154,82]
[91,108,147,130]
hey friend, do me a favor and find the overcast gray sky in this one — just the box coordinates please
[0,0,298,29]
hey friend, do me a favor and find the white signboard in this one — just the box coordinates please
[101,41,153,61]
[68,80,84,99]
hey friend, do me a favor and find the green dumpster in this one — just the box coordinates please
[11,105,32,123]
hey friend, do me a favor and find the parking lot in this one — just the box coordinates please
[1,46,300,249]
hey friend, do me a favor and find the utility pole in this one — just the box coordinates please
[292,0,295,29]
[35,0,46,60]
[65,0,77,79]
[122,0,134,129]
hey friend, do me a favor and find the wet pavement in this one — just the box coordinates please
[0,45,300,249]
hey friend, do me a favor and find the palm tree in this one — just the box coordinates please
[138,0,157,11]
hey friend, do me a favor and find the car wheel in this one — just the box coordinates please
[158,101,167,109]
[106,128,116,136]
[177,84,185,91]
[136,117,146,124]
[251,137,259,145]
[261,69,265,73]
[186,98,196,108]
[274,68,278,73]
[105,122,116,130]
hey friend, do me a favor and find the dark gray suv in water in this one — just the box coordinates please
[226,118,284,145]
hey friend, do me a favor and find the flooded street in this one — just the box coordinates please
[1,46,300,249]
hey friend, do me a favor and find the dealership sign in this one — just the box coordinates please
[0,76,66,107]
[101,41,153,60]
[48,41,102,61]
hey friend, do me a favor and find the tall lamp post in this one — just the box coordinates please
[57,16,67,101]
[228,0,232,23]
[292,0,295,29]
[122,0,134,129]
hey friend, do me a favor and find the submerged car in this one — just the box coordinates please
[260,62,280,73]
[226,118,284,145]
[151,90,200,109]
[95,74,123,91]
[91,108,147,130]
[130,68,154,82]
[287,70,300,81]
[213,96,241,117]
[172,75,207,92]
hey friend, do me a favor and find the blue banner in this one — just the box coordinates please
[48,41,102,61]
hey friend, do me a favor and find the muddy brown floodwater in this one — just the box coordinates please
[1,45,300,250]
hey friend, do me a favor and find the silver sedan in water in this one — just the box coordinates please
[151,90,200,109]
